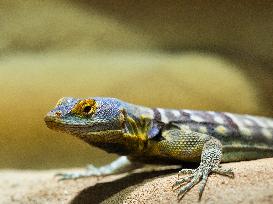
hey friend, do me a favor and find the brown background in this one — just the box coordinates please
[0,0,272,169]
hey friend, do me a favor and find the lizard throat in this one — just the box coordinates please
[45,120,143,155]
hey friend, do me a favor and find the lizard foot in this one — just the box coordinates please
[172,165,234,200]
[56,164,103,181]
[55,156,137,181]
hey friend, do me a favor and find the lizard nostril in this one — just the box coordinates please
[55,111,61,117]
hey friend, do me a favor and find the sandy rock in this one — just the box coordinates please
[1,158,273,204]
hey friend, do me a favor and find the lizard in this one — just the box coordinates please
[44,97,273,200]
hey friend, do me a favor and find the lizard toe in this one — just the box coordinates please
[172,174,194,190]
[55,172,84,181]
[212,167,235,178]
[173,167,205,199]
[176,171,202,200]
[178,168,196,177]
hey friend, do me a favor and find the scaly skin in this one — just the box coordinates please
[44,97,273,200]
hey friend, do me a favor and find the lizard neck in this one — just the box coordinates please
[73,124,148,156]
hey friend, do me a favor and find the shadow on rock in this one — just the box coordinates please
[70,168,179,204]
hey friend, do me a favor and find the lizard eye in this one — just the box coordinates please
[72,99,97,116]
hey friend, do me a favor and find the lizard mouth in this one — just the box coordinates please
[44,115,123,135]
[44,115,85,133]
[44,116,72,132]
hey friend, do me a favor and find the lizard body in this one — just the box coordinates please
[45,97,273,200]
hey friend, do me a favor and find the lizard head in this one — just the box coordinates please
[44,97,127,145]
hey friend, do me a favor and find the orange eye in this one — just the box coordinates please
[72,99,97,116]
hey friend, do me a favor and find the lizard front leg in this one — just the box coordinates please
[154,127,234,200]
[57,156,143,180]
[172,137,234,200]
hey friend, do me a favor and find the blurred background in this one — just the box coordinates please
[0,0,272,169]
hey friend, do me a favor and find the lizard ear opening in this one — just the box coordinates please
[148,120,165,139]
[119,108,127,128]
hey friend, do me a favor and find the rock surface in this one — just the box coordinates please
[1,158,273,204]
